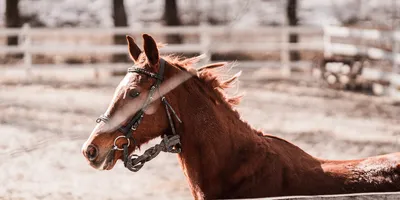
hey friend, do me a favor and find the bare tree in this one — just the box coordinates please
[163,0,183,44]
[6,0,20,46]
[286,0,300,61]
[6,0,22,58]
[112,0,128,62]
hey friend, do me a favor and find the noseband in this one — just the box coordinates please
[96,58,182,172]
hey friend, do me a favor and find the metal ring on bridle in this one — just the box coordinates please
[113,135,131,151]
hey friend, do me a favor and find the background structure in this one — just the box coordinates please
[0,0,400,199]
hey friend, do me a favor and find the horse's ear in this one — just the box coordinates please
[143,34,159,68]
[126,35,142,62]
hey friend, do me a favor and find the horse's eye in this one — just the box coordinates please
[129,90,140,98]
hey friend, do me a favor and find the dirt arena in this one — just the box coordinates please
[1,68,400,200]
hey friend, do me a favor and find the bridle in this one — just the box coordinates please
[95,58,182,172]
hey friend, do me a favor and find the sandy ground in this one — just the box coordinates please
[1,69,400,200]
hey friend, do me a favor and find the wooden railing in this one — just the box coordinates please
[0,24,399,96]
[0,24,323,72]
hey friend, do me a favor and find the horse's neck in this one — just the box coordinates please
[166,73,400,198]
[172,79,261,198]
[170,79,353,198]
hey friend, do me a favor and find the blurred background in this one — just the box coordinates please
[0,0,400,199]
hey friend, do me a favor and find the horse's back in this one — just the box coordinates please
[354,152,400,184]
[323,152,400,193]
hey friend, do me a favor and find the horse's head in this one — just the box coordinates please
[82,34,184,170]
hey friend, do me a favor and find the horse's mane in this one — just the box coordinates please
[133,45,242,108]
[162,54,243,108]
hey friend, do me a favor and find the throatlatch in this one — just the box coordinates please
[96,58,182,172]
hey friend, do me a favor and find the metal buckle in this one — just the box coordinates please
[113,135,131,151]
[96,114,110,123]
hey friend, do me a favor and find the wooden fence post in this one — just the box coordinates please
[390,29,400,97]
[281,26,290,77]
[200,22,211,64]
[393,30,399,74]
[323,26,332,58]
[21,23,32,72]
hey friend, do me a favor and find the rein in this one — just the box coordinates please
[96,58,182,172]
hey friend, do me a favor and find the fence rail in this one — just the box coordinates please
[0,25,324,36]
[0,24,399,96]
[1,24,399,66]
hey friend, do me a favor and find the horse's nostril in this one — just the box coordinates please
[86,144,99,161]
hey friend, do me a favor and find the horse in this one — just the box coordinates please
[82,34,400,199]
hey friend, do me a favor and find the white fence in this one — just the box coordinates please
[0,24,325,71]
[0,24,400,94]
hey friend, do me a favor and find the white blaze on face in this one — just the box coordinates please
[98,69,194,133]
[119,72,134,88]
[97,73,136,133]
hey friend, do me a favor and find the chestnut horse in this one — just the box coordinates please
[82,34,400,199]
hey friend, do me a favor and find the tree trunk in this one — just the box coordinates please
[6,0,20,46]
[112,0,128,62]
[163,0,183,44]
[286,0,300,61]
[6,0,22,58]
